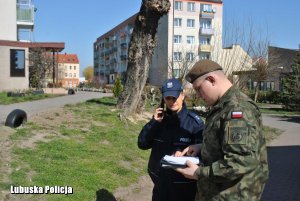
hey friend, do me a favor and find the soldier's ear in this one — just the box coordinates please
[206,76,215,85]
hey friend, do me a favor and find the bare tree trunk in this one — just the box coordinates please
[254,81,260,103]
[117,0,171,116]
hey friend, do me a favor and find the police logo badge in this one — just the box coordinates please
[167,82,173,88]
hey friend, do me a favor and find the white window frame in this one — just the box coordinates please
[174,1,183,11]
[187,2,195,12]
[187,36,195,44]
[174,35,182,44]
[174,52,182,61]
[174,18,182,27]
[187,19,195,28]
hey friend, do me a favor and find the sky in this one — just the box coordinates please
[32,0,300,76]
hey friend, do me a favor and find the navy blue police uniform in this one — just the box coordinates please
[138,104,204,201]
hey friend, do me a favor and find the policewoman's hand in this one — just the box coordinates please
[153,108,164,122]
[176,160,199,180]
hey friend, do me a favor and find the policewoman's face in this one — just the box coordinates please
[164,93,184,112]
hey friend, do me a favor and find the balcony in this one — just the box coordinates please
[120,55,127,61]
[121,43,127,49]
[17,4,35,29]
[200,27,214,35]
[199,44,213,52]
[200,11,214,19]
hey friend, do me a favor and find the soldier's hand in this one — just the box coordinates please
[176,160,199,180]
[177,144,202,157]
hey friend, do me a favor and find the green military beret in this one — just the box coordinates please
[185,59,223,83]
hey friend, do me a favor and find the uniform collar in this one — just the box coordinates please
[165,103,188,120]
[212,86,236,110]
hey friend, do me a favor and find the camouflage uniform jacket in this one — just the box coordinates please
[195,86,269,201]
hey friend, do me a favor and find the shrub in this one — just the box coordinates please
[112,76,123,97]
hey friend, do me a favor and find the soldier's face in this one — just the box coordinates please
[193,76,217,106]
[164,93,184,112]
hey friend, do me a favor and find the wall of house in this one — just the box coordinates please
[0,45,29,91]
[0,0,17,41]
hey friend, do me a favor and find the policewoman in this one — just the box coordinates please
[176,60,269,201]
[138,78,204,201]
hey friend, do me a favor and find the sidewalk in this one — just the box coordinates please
[262,114,300,146]
[0,91,112,125]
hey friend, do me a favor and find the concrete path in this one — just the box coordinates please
[262,114,300,146]
[261,114,300,201]
[0,91,112,125]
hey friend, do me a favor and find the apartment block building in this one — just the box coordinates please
[93,0,251,86]
[94,14,136,85]
[57,54,80,88]
[0,0,64,92]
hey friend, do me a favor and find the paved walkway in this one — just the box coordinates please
[263,114,300,146]
[0,91,112,125]
[261,114,300,201]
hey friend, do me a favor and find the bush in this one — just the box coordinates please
[112,77,123,97]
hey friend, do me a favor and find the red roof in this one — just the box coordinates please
[56,53,79,64]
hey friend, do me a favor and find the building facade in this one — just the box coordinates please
[93,0,251,86]
[0,0,64,92]
[57,54,80,88]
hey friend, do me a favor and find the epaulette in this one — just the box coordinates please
[188,111,203,125]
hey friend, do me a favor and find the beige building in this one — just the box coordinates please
[0,0,64,92]
[57,54,80,88]
[94,0,251,86]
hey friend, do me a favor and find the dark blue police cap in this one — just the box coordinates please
[161,78,183,98]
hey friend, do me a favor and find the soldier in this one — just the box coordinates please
[176,60,269,201]
[138,78,204,201]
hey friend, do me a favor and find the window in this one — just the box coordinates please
[187,36,195,44]
[200,19,212,29]
[201,4,213,12]
[187,19,195,28]
[69,73,72,77]
[186,52,194,61]
[174,52,182,61]
[175,1,182,10]
[174,18,182,27]
[173,69,181,78]
[199,53,210,60]
[200,36,211,45]
[69,66,72,70]
[174,35,182,43]
[187,2,195,11]
[10,49,25,77]
[65,73,68,77]
[65,66,67,70]
[74,73,76,77]
[74,66,76,70]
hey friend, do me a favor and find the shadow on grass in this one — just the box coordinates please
[96,188,117,201]
[87,97,117,107]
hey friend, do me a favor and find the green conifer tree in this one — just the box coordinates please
[113,76,123,98]
[282,51,300,111]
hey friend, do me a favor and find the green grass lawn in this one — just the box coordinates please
[0,92,61,105]
[0,97,284,201]
[3,97,150,201]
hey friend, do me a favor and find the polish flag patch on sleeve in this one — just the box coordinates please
[231,111,243,119]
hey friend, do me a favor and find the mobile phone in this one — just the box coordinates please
[158,97,165,118]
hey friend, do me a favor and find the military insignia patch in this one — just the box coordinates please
[231,111,243,119]
[227,126,248,144]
